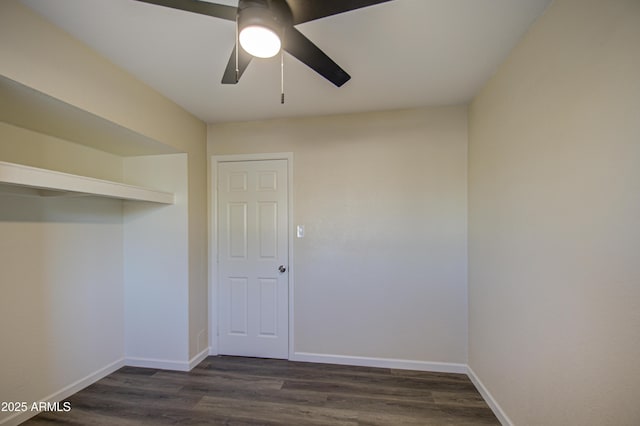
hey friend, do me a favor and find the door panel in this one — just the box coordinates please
[228,203,248,258]
[229,278,248,335]
[258,202,278,258]
[258,278,278,336]
[217,159,288,359]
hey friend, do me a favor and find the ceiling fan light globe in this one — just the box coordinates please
[239,25,281,58]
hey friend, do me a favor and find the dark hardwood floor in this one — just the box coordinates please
[24,356,499,425]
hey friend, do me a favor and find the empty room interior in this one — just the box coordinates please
[1,0,638,425]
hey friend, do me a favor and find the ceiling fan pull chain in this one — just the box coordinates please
[235,14,240,83]
[281,47,285,104]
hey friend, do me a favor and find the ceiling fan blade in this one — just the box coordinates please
[221,44,253,84]
[283,27,350,87]
[133,0,237,21]
[286,0,393,24]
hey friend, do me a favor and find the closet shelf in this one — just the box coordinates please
[0,161,174,204]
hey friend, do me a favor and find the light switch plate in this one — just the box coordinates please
[296,225,305,238]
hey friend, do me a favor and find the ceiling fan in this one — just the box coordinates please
[134,0,393,89]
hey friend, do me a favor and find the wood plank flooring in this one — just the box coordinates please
[24,356,499,425]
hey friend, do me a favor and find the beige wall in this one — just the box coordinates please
[0,195,124,422]
[468,0,640,424]
[209,106,468,364]
[0,122,123,181]
[124,154,191,366]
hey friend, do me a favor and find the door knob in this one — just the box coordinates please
[278,265,287,273]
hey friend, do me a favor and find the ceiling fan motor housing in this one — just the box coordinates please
[237,0,291,39]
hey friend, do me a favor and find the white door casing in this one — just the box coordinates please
[216,158,289,359]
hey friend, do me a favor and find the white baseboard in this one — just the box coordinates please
[467,366,513,426]
[124,348,211,372]
[291,352,467,374]
[189,347,211,370]
[0,358,125,426]
[124,356,190,372]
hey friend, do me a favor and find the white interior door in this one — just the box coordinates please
[217,159,289,359]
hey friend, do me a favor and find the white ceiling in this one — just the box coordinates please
[21,0,551,124]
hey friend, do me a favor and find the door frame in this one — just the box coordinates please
[209,152,294,359]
